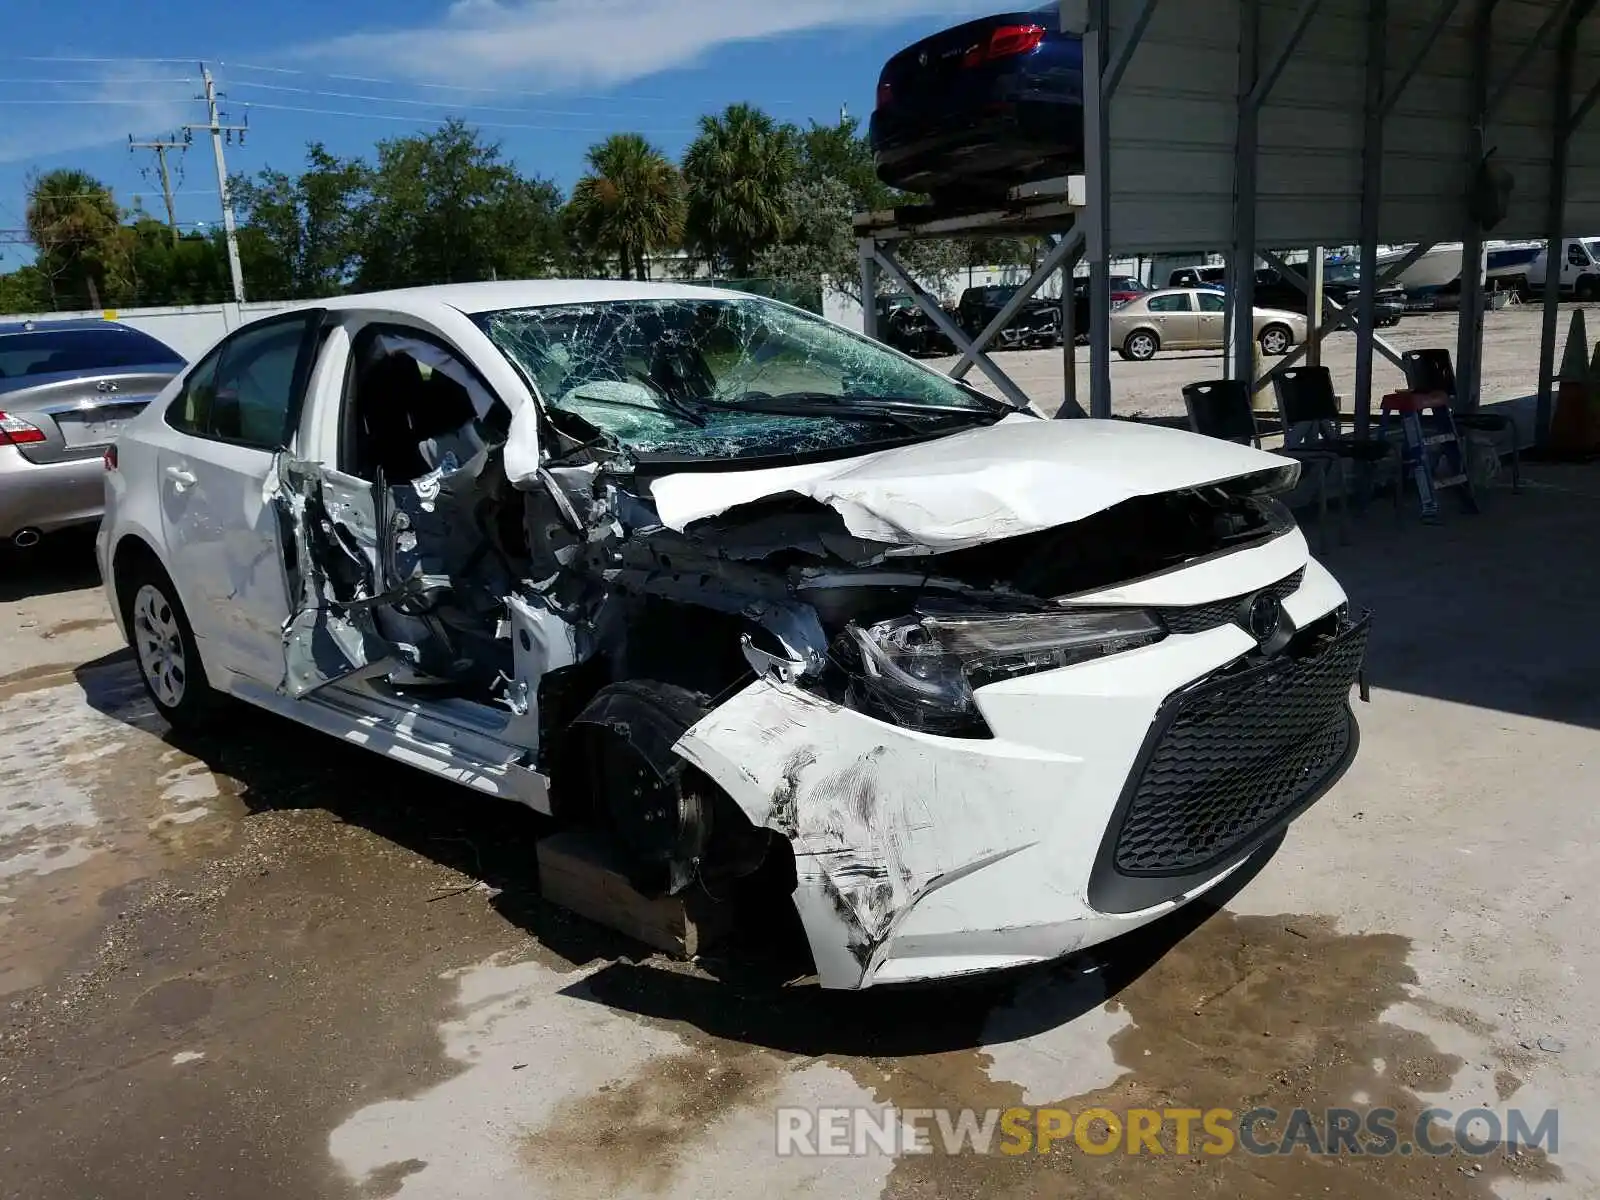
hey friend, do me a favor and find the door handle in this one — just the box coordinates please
[165,465,197,492]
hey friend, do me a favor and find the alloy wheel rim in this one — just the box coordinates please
[132,584,187,709]
[1263,329,1288,354]
[1132,334,1155,358]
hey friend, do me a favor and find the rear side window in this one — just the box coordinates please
[164,313,321,450]
[168,353,221,437]
[1148,293,1193,313]
[0,327,182,379]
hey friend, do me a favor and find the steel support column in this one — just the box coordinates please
[1059,238,1086,420]
[1308,246,1326,369]
[1455,0,1496,412]
[858,240,881,341]
[1537,2,1592,443]
[1356,0,1389,435]
[1083,0,1114,417]
[1228,0,1263,385]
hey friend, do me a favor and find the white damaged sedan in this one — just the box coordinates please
[97,282,1368,989]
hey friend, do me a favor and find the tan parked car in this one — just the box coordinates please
[1110,288,1307,362]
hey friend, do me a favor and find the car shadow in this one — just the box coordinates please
[0,528,102,603]
[564,836,1279,1058]
[72,646,1273,1056]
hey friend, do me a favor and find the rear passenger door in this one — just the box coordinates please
[157,310,325,687]
[1195,290,1226,348]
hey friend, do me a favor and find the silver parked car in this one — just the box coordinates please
[1110,288,1307,362]
[0,319,184,547]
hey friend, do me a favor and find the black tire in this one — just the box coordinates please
[1259,324,1293,356]
[1577,276,1597,302]
[1121,329,1160,361]
[121,560,220,731]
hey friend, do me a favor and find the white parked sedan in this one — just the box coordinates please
[97,281,1368,990]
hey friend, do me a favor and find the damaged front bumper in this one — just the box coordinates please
[674,555,1363,990]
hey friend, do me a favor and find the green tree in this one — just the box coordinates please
[682,104,796,278]
[566,133,685,281]
[355,120,563,290]
[793,116,892,211]
[758,119,968,304]
[117,216,232,306]
[25,169,127,309]
[231,143,371,299]
[0,265,47,314]
[756,175,857,296]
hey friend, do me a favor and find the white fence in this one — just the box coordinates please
[7,300,301,361]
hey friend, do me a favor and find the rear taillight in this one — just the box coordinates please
[876,77,893,108]
[103,444,118,471]
[963,22,1047,67]
[0,411,46,446]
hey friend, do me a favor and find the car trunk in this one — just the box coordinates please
[1,370,172,464]
[879,12,1049,104]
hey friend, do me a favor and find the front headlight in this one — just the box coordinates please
[842,607,1166,736]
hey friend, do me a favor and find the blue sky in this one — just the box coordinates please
[0,0,996,270]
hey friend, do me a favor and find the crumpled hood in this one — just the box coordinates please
[648,415,1297,552]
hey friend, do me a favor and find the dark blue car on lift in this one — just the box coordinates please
[870,4,1084,206]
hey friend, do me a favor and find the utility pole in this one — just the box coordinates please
[128,134,186,244]
[184,65,248,304]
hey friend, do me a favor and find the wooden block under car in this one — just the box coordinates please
[536,830,734,959]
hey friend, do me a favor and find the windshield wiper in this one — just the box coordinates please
[570,392,707,427]
[704,392,1001,422]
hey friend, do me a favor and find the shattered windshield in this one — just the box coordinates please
[475,296,1003,461]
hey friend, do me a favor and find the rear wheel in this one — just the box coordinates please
[123,565,218,730]
[1259,324,1293,356]
[1121,329,1160,361]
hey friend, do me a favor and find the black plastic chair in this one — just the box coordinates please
[1182,379,1342,551]
[1402,347,1521,492]
[1271,365,1401,514]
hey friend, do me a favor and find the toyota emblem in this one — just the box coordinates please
[1245,592,1284,643]
[95,380,119,392]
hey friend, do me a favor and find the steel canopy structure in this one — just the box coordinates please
[858,0,1600,442]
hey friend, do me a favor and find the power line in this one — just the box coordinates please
[221,61,803,107]
[18,55,203,64]
[0,97,195,106]
[227,79,672,118]
[0,76,194,84]
[234,99,696,134]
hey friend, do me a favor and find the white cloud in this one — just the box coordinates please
[296,0,990,89]
[0,71,192,167]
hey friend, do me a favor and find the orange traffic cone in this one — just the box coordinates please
[1549,309,1599,454]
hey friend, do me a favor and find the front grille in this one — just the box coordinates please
[1161,569,1306,636]
[1109,615,1368,879]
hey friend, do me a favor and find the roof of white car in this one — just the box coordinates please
[317,279,742,316]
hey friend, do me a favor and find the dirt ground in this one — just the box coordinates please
[1,463,1598,1199]
[936,302,1600,418]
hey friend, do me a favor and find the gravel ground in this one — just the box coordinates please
[0,463,1597,1199]
[936,303,1600,418]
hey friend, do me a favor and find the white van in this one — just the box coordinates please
[1525,238,1600,298]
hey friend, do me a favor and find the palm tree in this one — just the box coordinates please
[25,169,126,308]
[682,104,797,279]
[566,134,685,281]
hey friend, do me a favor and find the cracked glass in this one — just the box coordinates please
[475,296,1004,461]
